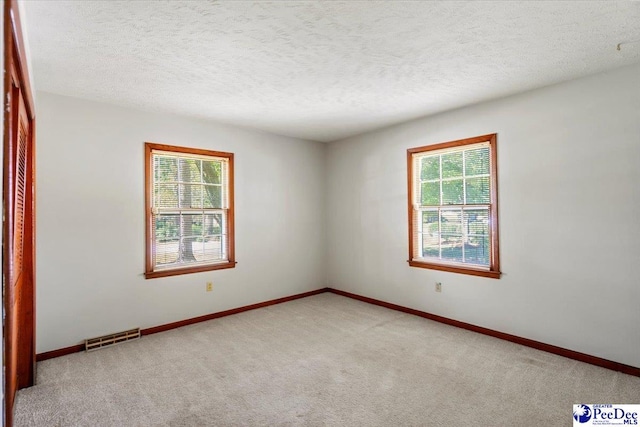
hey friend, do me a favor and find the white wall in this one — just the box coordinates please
[36,63,640,367]
[36,92,327,353]
[326,63,640,368]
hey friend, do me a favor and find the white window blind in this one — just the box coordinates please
[412,142,492,268]
[151,150,230,271]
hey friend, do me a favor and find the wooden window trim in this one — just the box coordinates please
[144,142,236,279]
[407,133,501,279]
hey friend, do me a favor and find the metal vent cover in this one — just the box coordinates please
[85,328,140,352]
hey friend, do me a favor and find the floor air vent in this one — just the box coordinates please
[85,328,141,352]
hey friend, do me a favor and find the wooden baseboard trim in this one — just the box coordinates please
[36,287,329,361]
[37,287,638,377]
[327,288,639,377]
[36,344,84,362]
[141,287,329,336]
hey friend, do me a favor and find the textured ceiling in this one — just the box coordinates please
[23,1,640,142]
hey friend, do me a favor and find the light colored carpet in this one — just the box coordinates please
[15,293,640,426]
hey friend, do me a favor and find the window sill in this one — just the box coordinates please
[145,261,237,279]
[407,260,501,279]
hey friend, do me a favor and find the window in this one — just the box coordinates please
[407,134,500,278]
[145,143,236,279]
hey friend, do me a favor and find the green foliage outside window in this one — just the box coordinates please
[418,146,491,266]
[153,154,225,264]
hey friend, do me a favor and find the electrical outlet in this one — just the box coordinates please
[435,282,442,293]
[206,282,213,292]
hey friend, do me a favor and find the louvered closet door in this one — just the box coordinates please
[7,75,34,416]
[13,87,33,389]
[5,2,37,424]
[13,90,28,294]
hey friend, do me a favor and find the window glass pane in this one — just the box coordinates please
[422,209,441,259]
[464,147,490,176]
[464,209,489,266]
[441,152,463,178]
[422,233,439,258]
[179,184,203,208]
[154,183,179,208]
[180,236,199,262]
[442,179,463,204]
[179,213,200,239]
[155,214,180,240]
[422,210,439,229]
[465,176,490,204]
[441,209,463,262]
[203,185,222,208]
[155,213,180,266]
[155,238,179,266]
[202,235,223,261]
[180,213,202,262]
[464,208,489,236]
[185,213,204,238]
[440,209,462,235]
[202,160,222,184]
[440,235,464,262]
[468,234,489,264]
[420,156,439,180]
[204,213,223,235]
[191,240,206,262]
[464,235,489,265]
[420,182,440,206]
[155,156,178,182]
[179,158,201,183]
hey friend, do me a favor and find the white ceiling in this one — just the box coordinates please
[23,1,640,142]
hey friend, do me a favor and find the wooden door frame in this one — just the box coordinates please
[3,0,36,425]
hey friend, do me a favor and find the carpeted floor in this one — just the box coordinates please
[15,293,640,426]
